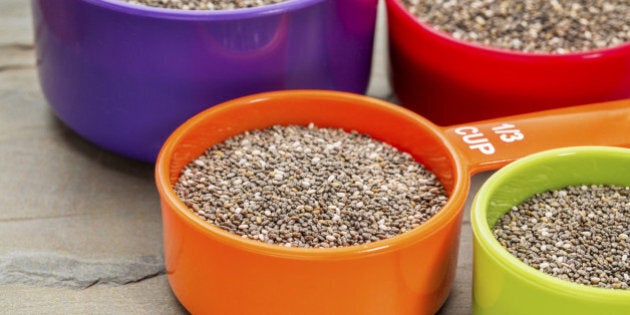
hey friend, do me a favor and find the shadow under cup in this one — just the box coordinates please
[471,146,630,315]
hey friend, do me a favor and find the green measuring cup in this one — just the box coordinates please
[472,146,630,314]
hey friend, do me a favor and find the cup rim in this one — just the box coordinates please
[471,146,630,299]
[81,0,325,20]
[155,90,469,260]
[388,0,630,59]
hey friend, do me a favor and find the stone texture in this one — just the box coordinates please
[0,0,485,313]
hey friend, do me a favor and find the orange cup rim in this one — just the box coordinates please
[155,90,470,260]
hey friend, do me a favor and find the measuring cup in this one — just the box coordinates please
[385,0,630,125]
[32,0,378,162]
[472,146,630,314]
[155,90,630,315]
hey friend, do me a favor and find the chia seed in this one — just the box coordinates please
[122,0,289,10]
[401,0,630,53]
[493,184,630,289]
[174,124,448,248]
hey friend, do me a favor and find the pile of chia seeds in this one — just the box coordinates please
[401,0,630,53]
[493,184,630,289]
[174,124,448,248]
[122,0,289,10]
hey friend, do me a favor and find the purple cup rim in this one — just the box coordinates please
[388,0,630,60]
[81,0,326,20]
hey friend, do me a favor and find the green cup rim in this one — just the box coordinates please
[472,146,630,300]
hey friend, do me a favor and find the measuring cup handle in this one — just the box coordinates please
[442,98,630,174]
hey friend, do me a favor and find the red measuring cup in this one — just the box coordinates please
[155,91,630,315]
[385,0,630,125]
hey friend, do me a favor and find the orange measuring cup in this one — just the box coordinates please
[155,91,630,315]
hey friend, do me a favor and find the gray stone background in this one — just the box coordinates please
[0,0,492,313]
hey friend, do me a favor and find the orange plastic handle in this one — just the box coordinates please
[442,98,630,174]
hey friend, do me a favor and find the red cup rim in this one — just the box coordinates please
[155,90,470,260]
[388,0,630,59]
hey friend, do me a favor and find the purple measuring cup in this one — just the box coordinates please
[32,0,378,162]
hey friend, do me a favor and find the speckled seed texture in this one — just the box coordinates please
[402,0,630,53]
[493,184,630,289]
[123,0,289,10]
[174,124,448,248]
